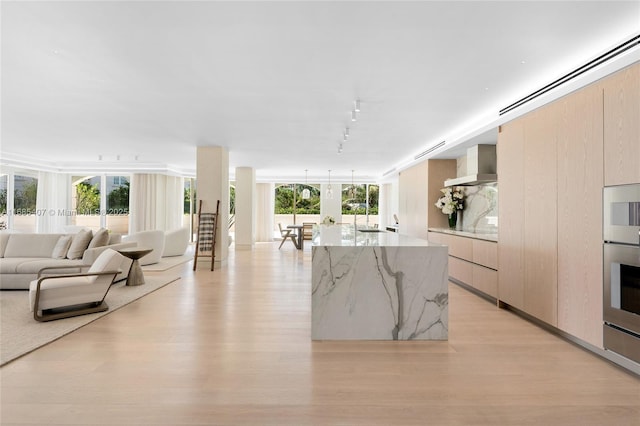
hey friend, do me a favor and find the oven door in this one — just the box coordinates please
[603,185,640,245]
[603,243,640,333]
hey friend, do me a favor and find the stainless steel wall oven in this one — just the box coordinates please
[603,184,640,365]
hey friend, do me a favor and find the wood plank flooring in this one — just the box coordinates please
[1,243,639,425]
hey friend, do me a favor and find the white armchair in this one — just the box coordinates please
[29,249,122,322]
[163,227,190,257]
[125,230,164,265]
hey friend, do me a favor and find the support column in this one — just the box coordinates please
[234,167,255,250]
[196,146,229,267]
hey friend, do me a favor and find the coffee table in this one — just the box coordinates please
[117,247,153,286]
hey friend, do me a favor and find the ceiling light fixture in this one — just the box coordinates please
[354,99,361,112]
[302,169,310,199]
[351,110,357,122]
[338,143,343,154]
[351,169,355,198]
[326,170,333,199]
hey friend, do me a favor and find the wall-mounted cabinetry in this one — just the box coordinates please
[603,62,640,186]
[498,102,559,327]
[428,231,498,299]
[496,62,639,349]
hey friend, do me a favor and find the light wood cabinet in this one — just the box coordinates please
[472,239,497,270]
[428,231,498,298]
[556,82,604,348]
[498,99,559,326]
[522,104,558,327]
[603,62,640,186]
[497,118,525,310]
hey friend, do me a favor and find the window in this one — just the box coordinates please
[0,174,7,230]
[274,183,321,228]
[13,175,38,232]
[72,176,101,230]
[341,183,379,227]
[106,175,129,233]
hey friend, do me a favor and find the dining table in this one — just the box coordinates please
[287,225,304,250]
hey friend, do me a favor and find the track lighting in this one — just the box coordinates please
[351,110,357,122]
[354,99,360,112]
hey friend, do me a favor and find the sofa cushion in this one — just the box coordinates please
[88,228,109,249]
[0,258,31,274]
[67,229,93,259]
[4,234,62,258]
[51,235,73,259]
[0,233,10,258]
[15,258,84,274]
[0,258,84,274]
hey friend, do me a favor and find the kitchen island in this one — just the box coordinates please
[311,224,448,340]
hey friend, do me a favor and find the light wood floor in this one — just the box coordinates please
[1,243,639,425]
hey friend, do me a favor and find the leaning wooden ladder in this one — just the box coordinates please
[193,199,220,271]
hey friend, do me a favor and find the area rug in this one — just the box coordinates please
[0,274,181,366]
[142,255,192,272]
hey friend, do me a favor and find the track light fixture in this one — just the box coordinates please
[351,110,357,122]
[354,99,360,112]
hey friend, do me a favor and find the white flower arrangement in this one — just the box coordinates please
[322,215,336,225]
[435,187,464,215]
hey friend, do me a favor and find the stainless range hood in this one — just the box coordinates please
[444,145,497,187]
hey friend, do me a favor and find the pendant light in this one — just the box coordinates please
[326,170,333,199]
[351,170,355,199]
[302,169,310,199]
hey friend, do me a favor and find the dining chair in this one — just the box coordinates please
[278,223,298,249]
[302,222,315,240]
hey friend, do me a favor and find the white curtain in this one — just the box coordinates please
[129,173,183,234]
[36,172,71,233]
[255,183,274,242]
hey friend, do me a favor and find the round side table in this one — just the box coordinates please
[117,247,153,286]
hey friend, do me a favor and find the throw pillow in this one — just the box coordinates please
[51,235,73,259]
[88,228,110,249]
[66,229,93,260]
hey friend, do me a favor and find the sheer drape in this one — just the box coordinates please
[255,183,274,242]
[129,174,183,234]
[36,172,71,233]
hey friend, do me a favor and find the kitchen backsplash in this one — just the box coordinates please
[460,183,498,234]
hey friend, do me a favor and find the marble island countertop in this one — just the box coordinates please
[311,224,448,341]
[428,228,498,242]
[312,224,442,247]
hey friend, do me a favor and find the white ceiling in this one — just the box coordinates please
[2,1,639,182]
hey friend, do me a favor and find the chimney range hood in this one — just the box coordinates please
[444,144,497,187]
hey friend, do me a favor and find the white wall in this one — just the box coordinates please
[235,167,255,250]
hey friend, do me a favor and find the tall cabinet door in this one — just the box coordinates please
[523,104,558,327]
[497,119,525,310]
[556,83,604,348]
[603,62,640,186]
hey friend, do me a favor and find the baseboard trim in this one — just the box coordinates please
[498,300,640,377]
[449,279,640,377]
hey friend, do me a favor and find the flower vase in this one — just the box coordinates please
[448,211,457,229]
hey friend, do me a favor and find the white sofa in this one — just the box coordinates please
[0,232,136,290]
